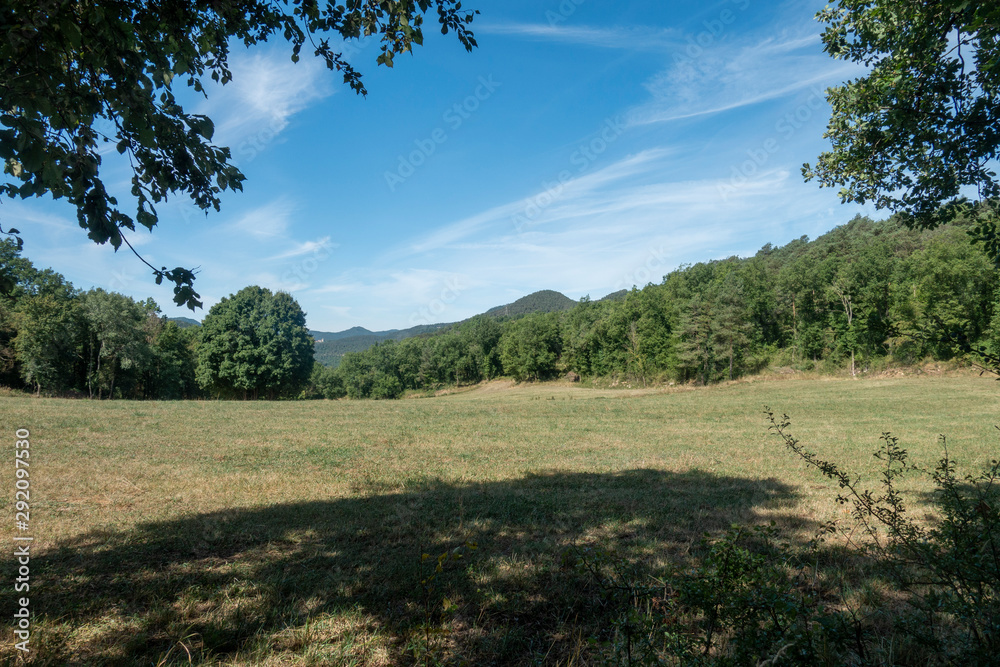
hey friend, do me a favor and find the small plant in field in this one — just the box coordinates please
[571,414,1000,666]
[767,408,1000,664]
[410,540,478,666]
[573,526,849,666]
[571,545,670,664]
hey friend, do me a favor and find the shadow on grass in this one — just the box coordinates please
[2,469,813,665]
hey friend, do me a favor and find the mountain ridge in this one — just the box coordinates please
[313,289,583,366]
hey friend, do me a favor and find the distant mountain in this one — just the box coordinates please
[168,317,200,328]
[598,289,628,302]
[484,290,576,318]
[314,289,580,367]
[313,322,453,367]
[308,326,374,342]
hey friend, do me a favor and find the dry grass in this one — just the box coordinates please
[0,374,997,664]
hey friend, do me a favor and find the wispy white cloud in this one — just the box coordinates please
[341,148,848,329]
[628,32,864,126]
[311,283,354,295]
[227,199,295,240]
[1,202,76,242]
[479,21,679,51]
[266,236,338,261]
[393,149,674,258]
[198,49,335,149]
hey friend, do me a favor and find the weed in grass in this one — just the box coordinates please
[768,409,1000,664]
[410,540,478,666]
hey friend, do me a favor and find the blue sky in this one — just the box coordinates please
[7,0,876,332]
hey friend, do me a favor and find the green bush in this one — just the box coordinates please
[574,524,851,666]
[369,372,403,400]
[568,413,999,665]
[768,410,1000,664]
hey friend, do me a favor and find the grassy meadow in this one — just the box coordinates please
[1,373,998,665]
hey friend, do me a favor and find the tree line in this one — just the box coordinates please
[326,212,999,398]
[1,212,997,400]
[0,242,313,399]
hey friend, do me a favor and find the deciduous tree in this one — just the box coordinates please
[1,1,477,307]
[196,286,313,398]
[805,1,1000,258]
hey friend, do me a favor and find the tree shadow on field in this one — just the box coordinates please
[1,469,813,665]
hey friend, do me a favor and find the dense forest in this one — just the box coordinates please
[0,212,997,399]
[322,213,999,398]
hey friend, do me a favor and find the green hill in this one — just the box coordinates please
[484,290,576,318]
[313,323,452,367]
[598,289,628,302]
[314,290,578,367]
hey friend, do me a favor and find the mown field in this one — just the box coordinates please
[0,374,997,665]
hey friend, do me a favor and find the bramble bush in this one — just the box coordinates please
[565,412,1000,665]
[767,409,1000,665]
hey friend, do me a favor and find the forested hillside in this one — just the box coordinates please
[1,213,996,399]
[313,289,584,367]
[312,323,452,367]
[313,213,999,398]
[484,289,577,318]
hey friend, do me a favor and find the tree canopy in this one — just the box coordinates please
[196,285,313,399]
[0,1,477,307]
[805,0,1000,258]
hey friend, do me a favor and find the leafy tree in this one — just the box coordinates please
[457,315,503,381]
[0,295,15,384]
[498,313,561,382]
[711,271,753,381]
[0,239,31,384]
[196,286,313,399]
[829,277,859,376]
[303,361,345,399]
[805,1,1000,258]
[676,293,714,385]
[1,1,477,307]
[141,317,200,399]
[337,340,406,398]
[369,371,403,399]
[81,288,154,398]
[774,248,813,362]
[738,255,780,349]
[13,286,81,394]
[611,287,676,385]
[2,242,86,392]
[895,226,996,358]
[395,338,424,390]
